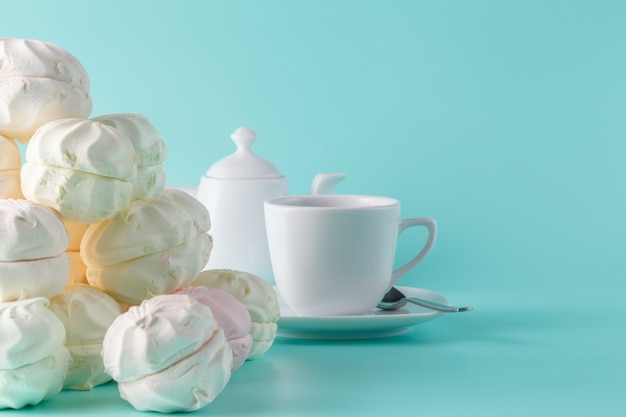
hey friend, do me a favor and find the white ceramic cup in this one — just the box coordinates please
[264,194,437,316]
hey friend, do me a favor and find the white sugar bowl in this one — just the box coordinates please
[197,127,344,283]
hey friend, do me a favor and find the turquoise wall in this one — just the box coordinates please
[3,0,625,302]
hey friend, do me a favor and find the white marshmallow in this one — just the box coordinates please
[162,187,211,233]
[0,39,90,89]
[21,117,137,223]
[21,163,134,224]
[49,284,122,390]
[0,199,68,261]
[24,118,136,180]
[92,113,168,201]
[0,38,92,143]
[0,253,70,302]
[134,164,167,200]
[0,346,70,409]
[64,344,109,391]
[102,293,231,382]
[191,269,280,359]
[117,332,232,413]
[102,293,232,413]
[91,113,167,168]
[0,297,66,370]
[49,284,121,346]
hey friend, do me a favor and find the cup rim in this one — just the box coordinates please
[265,194,399,209]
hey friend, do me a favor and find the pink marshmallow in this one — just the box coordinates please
[177,286,252,370]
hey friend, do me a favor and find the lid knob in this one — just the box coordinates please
[230,127,257,152]
[204,126,283,179]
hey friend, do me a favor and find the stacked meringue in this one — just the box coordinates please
[0,38,92,144]
[191,269,280,359]
[0,297,70,409]
[49,284,122,390]
[0,37,280,413]
[102,293,233,413]
[81,188,212,305]
[0,199,70,302]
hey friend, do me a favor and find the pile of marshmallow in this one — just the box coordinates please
[0,38,280,413]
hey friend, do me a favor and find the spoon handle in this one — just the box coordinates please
[405,297,473,313]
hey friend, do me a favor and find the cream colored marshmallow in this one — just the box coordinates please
[81,188,212,304]
[191,269,280,359]
[63,219,89,252]
[0,135,23,199]
[0,38,92,143]
[0,172,23,200]
[21,117,137,223]
[66,251,87,285]
[0,135,21,171]
[81,189,208,267]
[101,293,232,412]
[0,199,68,261]
[86,234,212,305]
[49,284,122,390]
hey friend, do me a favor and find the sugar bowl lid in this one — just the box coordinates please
[205,127,283,179]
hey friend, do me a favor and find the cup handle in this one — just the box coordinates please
[390,217,437,286]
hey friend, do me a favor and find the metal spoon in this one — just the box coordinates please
[377,286,473,313]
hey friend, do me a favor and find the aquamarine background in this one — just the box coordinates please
[2,1,625,416]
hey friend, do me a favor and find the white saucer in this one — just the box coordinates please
[276,286,449,340]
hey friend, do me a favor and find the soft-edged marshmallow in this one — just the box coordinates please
[49,284,122,390]
[81,188,208,267]
[81,188,212,304]
[191,269,280,359]
[0,346,70,409]
[178,286,252,370]
[92,113,168,200]
[86,234,212,305]
[0,38,92,143]
[0,254,70,302]
[0,199,69,301]
[21,118,137,223]
[102,293,232,412]
[0,199,68,262]
[0,297,66,369]
[0,135,23,199]
[0,297,70,409]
